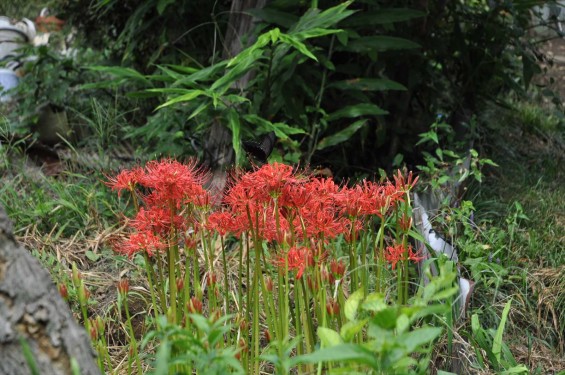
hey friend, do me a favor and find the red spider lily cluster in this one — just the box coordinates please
[106,159,211,257]
[107,159,420,277]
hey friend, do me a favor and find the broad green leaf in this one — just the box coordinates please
[372,307,398,330]
[156,90,204,109]
[328,78,406,91]
[343,36,420,53]
[361,292,387,312]
[340,319,368,342]
[493,298,512,364]
[316,119,366,150]
[318,327,343,347]
[341,9,426,27]
[397,327,443,352]
[292,344,377,368]
[344,288,364,321]
[328,104,387,121]
[430,286,459,301]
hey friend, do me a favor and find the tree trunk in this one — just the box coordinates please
[0,205,101,375]
[204,0,266,198]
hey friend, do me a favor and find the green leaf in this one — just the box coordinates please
[318,327,343,347]
[344,288,364,321]
[289,1,356,34]
[156,90,205,109]
[316,119,367,150]
[85,250,99,262]
[372,307,398,330]
[228,109,242,165]
[243,115,305,140]
[341,9,426,27]
[247,8,299,28]
[340,319,368,342]
[156,0,175,14]
[397,327,443,352]
[293,28,343,41]
[279,34,318,61]
[328,78,406,92]
[328,104,388,121]
[493,298,512,364]
[292,344,376,368]
[86,65,149,84]
[343,36,420,53]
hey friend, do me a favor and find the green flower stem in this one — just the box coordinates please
[167,243,177,323]
[155,253,167,313]
[123,294,143,375]
[142,253,161,318]
[376,217,387,293]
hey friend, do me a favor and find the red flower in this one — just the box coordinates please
[385,243,423,270]
[130,207,185,236]
[105,167,144,197]
[117,231,167,258]
[275,246,310,279]
[140,158,208,206]
[207,211,238,236]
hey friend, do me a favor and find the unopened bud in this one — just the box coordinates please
[117,278,129,295]
[58,284,68,300]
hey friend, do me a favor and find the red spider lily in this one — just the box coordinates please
[207,211,238,236]
[385,243,423,270]
[130,207,186,236]
[140,158,209,206]
[247,162,301,198]
[105,167,144,197]
[275,246,312,279]
[298,207,347,240]
[117,231,167,258]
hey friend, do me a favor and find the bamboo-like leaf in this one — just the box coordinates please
[156,90,204,109]
[328,104,388,121]
[244,114,305,140]
[290,1,355,34]
[316,119,367,150]
[493,299,512,364]
[293,28,343,41]
[86,65,149,83]
[279,34,318,61]
[228,109,242,165]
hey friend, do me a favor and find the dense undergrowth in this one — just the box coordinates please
[1,97,564,374]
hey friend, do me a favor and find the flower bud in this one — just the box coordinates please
[117,278,129,295]
[58,284,68,300]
